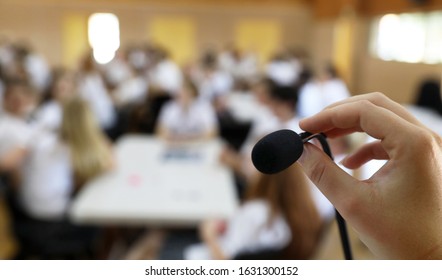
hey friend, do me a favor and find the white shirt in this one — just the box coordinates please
[103,57,132,87]
[266,60,300,86]
[78,73,116,129]
[32,101,62,132]
[113,76,148,106]
[24,54,51,93]
[184,199,291,259]
[19,132,73,220]
[298,78,350,118]
[0,112,33,159]
[158,100,218,138]
[149,59,183,95]
[198,71,233,102]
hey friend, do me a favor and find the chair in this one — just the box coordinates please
[4,187,99,259]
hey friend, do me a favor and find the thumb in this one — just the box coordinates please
[298,143,361,215]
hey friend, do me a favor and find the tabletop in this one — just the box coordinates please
[69,135,239,227]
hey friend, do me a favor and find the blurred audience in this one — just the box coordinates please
[0,36,354,260]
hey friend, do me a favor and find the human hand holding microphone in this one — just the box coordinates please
[252,92,442,259]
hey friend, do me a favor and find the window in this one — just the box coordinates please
[88,13,120,64]
[371,12,442,64]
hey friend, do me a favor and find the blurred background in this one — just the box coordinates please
[1,0,442,260]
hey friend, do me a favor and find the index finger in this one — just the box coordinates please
[324,92,422,127]
[299,100,418,160]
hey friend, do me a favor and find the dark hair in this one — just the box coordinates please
[245,164,323,259]
[268,82,299,108]
[325,63,339,79]
[201,51,218,70]
[4,77,33,96]
[415,79,442,115]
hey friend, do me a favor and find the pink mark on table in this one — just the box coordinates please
[128,174,142,188]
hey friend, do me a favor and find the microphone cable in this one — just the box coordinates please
[302,132,353,260]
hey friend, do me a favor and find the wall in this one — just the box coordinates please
[309,1,442,104]
[353,18,442,104]
[1,0,441,104]
[0,0,312,67]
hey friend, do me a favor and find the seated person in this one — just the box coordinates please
[156,78,218,142]
[33,68,77,132]
[0,78,36,173]
[19,97,114,220]
[220,80,300,183]
[3,97,113,258]
[184,164,324,260]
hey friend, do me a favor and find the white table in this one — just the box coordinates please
[225,92,261,122]
[69,135,239,227]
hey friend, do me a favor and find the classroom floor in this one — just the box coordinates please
[0,196,374,260]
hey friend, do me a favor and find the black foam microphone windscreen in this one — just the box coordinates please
[251,129,304,174]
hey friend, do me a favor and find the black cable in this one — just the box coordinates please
[303,132,353,260]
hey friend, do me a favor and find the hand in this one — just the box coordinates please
[297,92,442,259]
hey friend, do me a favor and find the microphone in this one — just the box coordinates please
[251,128,353,260]
[251,129,321,174]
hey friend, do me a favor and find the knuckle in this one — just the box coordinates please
[407,129,437,156]
[414,129,434,146]
[308,157,328,188]
[368,92,387,102]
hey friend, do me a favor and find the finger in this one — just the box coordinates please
[341,141,389,169]
[324,92,422,126]
[298,143,363,218]
[299,100,416,159]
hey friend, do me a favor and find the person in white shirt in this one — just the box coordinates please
[193,52,233,103]
[156,78,218,142]
[19,97,114,220]
[8,97,113,258]
[102,51,132,89]
[0,79,35,172]
[149,48,183,96]
[297,64,350,118]
[220,82,301,182]
[218,47,258,90]
[265,53,301,87]
[297,64,351,161]
[32,68,77,133]
[184,164,324,260]
[77,53,116,131]
[111,65,148,107]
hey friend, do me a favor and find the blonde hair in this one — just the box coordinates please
[60,97,112,186]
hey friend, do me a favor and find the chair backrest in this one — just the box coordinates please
[233,248,284,260]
